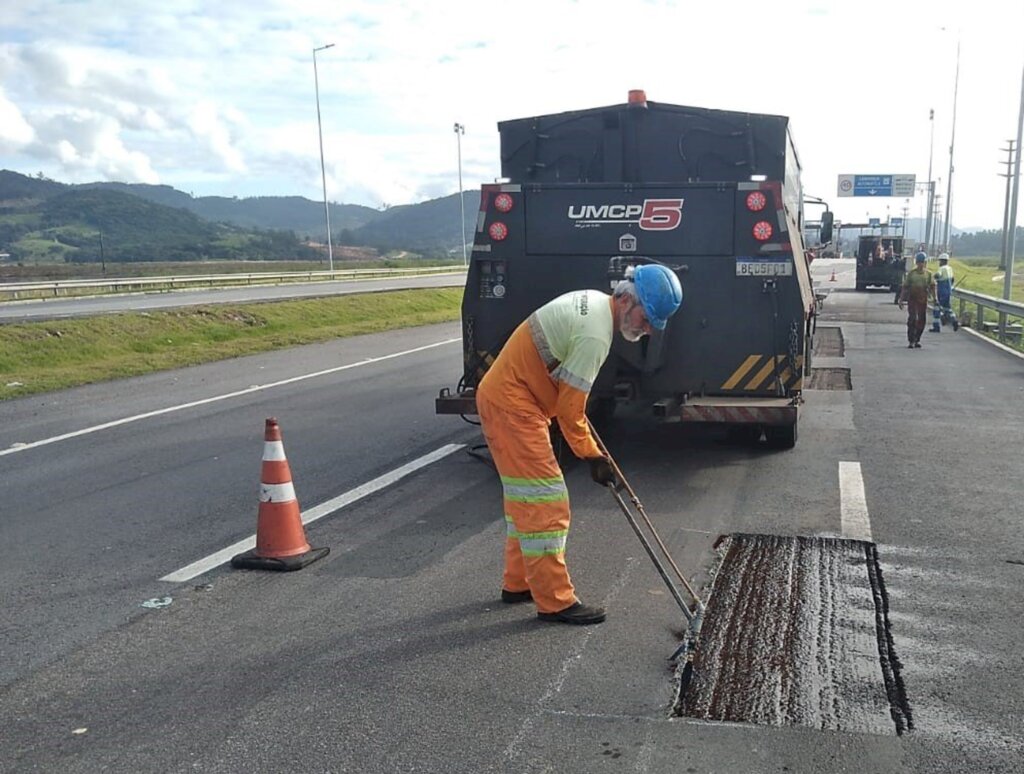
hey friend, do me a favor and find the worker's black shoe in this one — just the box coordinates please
[537,601,606,625]
[501,588,532,604]
[914,342,922,348]
[907,343,914,349]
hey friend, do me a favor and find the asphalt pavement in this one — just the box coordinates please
[1,260,1022,773]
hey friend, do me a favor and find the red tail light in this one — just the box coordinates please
[752,221,773,241]
[488,222,509,241]
[745,191,767,212]
[494,193,514,213]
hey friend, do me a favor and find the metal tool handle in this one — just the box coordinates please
[587,420,704,609]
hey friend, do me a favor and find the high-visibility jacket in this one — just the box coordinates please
[935,264,954,286]
[478,289,613,460]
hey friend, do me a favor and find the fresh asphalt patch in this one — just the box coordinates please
[673,533,912,736]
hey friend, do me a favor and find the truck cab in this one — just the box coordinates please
[855,234,905,299]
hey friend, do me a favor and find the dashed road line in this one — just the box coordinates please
[839,460,873,542]
[0,338,460,457]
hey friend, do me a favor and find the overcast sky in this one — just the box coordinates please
[2,0,1022,231]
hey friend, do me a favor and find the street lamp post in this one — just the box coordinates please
[313,43,335,272]
[454,122,467,267]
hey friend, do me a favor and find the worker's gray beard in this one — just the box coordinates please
[619,323,646,342]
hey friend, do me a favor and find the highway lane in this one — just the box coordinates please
[0,271,466,322]
[2,279,1023,772]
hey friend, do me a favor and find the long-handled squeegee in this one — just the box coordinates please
[588,420,705,670]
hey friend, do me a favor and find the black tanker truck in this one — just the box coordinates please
[436,91,832,448]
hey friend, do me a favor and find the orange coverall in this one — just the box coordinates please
[476,291,611,614]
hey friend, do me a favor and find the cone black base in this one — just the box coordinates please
[230,546,330,572]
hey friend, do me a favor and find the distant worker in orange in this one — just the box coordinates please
[476,265,683,625]
[899,252,936,348]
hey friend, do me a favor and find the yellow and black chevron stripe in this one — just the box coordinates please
[721,354,804,392]
[470,349,496,382]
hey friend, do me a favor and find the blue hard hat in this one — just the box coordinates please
[633,264,682,330]
[915,251,927,263]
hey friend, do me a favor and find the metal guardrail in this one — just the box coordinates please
[0,266,466,301]
[954,288,1024,343]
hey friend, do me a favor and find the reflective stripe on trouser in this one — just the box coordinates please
[477,393,576,614]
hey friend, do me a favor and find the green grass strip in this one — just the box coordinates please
[0,287,462,399]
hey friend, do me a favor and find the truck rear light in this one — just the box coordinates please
[488,222,509,241]
[752,221,773,241]
[745,191,767,212]
[494,193,514,213]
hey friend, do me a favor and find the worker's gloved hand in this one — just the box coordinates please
[587,456,616,487]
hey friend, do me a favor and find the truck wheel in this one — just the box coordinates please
[855,282,866,292]
[765,422,797,450]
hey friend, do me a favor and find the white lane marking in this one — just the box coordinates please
[159,443,465,583]
[839,461,873,542]
[0,338,460,457]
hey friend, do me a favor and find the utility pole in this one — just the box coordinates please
[99,230,106,277]
[925,108,935,253]
[999,140,1016,271]
[943,37,961,252]
[999,61,1024,339]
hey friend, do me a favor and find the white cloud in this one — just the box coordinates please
[0,90,35,149]
[0,0,1021,229]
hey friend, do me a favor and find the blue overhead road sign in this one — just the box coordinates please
[837,174,916,197]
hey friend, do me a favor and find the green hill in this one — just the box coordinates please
[0,169,480,262]
[346,192,477,256]
[0,173,319,263]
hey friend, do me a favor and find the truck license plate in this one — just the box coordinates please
[736,258,793,277]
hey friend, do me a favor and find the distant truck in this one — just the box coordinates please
[855,234,905,299]
[435,91,833,449]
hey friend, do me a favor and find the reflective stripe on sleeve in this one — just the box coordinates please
[528,314,557,369]
[550,365,592,393]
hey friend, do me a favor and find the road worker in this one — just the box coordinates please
[899,252,936,348]
[475,264,683,625]
[931,253,959,332]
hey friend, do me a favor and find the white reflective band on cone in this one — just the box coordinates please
[263,441,287,461]
[259,482,296,503]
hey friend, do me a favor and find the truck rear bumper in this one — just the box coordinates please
[655,395,799,426]
[438,388,799,427]
[436,387,478,415]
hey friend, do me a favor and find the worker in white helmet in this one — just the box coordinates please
[931,253,959,332]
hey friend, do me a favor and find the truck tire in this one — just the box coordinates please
[765,421,797,450]
[855,282,866,292]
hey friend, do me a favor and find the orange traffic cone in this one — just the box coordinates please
[231,418,329,571]
[829,266,837,282]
